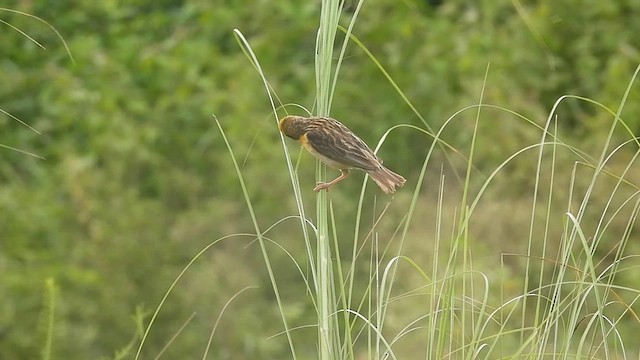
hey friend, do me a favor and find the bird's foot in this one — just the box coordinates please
[313,182,332,192]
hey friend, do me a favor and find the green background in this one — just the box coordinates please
[2,0,640,358]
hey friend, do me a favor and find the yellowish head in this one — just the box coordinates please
[278,115,308,140]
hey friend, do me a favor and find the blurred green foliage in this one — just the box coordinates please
[1,0,640,358]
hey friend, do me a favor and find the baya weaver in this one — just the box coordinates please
[279,115,405,194]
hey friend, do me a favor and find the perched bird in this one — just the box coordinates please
[279,115,406,194]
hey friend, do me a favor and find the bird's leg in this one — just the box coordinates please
[314,169,350,192]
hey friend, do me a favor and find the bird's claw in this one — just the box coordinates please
[313,182,331,192]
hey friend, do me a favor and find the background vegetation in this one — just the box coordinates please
[2,0,640,358]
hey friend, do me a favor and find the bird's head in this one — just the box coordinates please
[278,115,308,140]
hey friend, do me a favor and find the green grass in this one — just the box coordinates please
[209,2,640,358]
[10,2,640,359]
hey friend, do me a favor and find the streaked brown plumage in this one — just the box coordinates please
[279,115,406,194]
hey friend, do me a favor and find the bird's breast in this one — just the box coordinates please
[300,133,350,169]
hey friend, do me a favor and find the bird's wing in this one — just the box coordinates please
[305,125,379,171]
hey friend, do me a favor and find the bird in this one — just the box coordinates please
[278,115,406,194]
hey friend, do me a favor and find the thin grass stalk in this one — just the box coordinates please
[329,201,353,359]
[531,117,558,353]
[459,65,490,359]
[231,28,315,358]
[562,66,640,356]
[0,8,75,63]
[525,100,559,352]
[315,0,342,358]
[328,1,365,356]
[426,171,445,359]
[215,118,298,358]
[528,95,596,355]
[231,32,316,279]
[42,278,56,360]
[574,142,640,356]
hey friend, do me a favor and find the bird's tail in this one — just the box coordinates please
[367,166,406,194]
